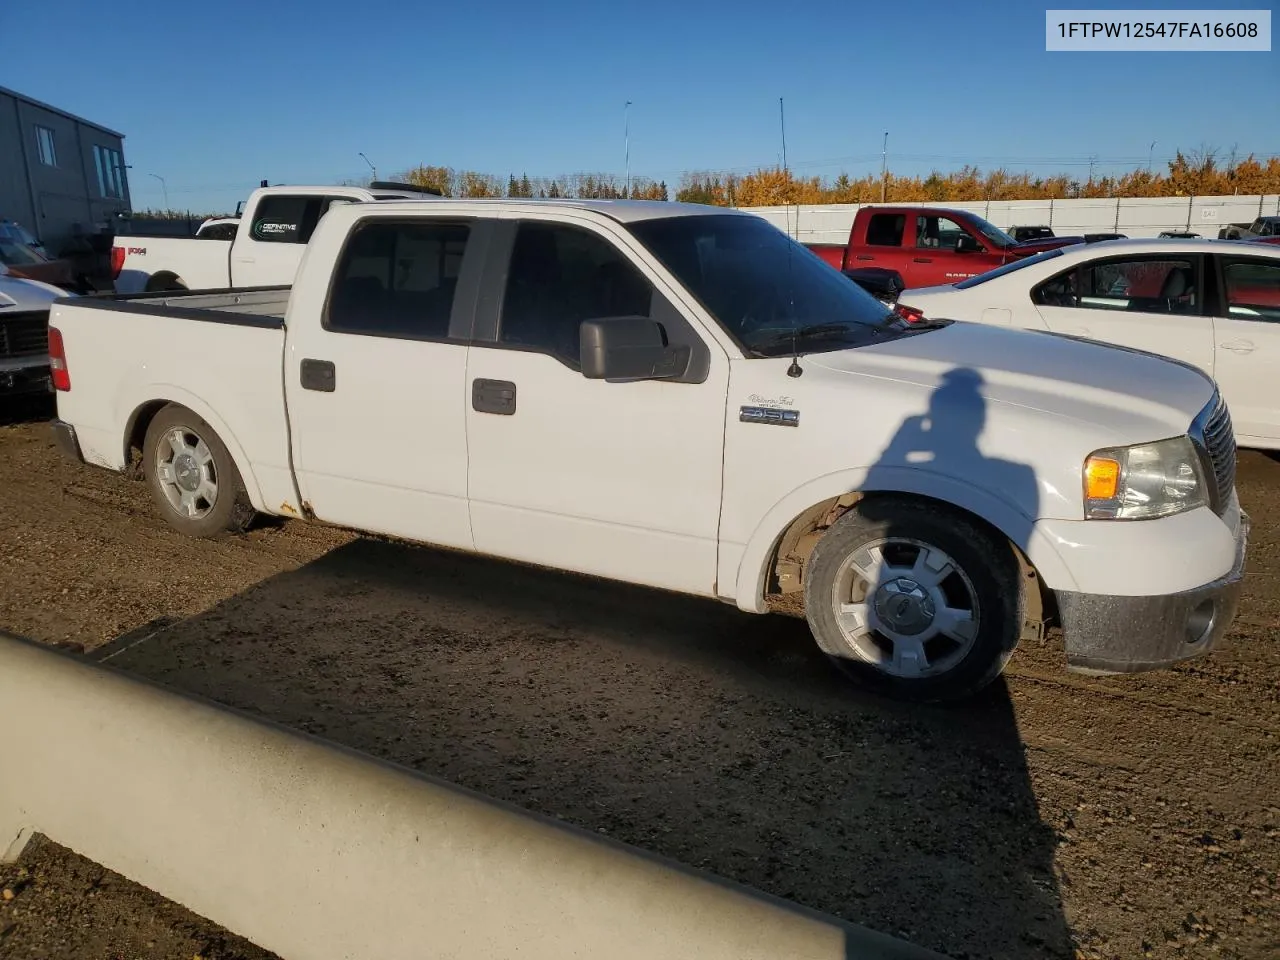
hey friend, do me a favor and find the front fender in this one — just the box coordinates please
[119,383,268,513]
[731,466,1079,614]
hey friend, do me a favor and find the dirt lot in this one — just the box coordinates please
[0,396,1277,960]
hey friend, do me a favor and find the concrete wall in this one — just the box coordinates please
[0,88,129,253]
[0,632,945,960]
[745,195,1280,244]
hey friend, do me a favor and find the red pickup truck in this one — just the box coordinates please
[806,206,1083,296]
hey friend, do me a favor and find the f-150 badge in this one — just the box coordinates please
[740,405,799,427]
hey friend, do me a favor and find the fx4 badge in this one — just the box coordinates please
[740,405,799,427]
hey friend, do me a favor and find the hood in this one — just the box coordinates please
[1010,236,1083,255]
[0,273,67,310]
[805,321,1214,445]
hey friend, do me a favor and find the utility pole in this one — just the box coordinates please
[1088,155,1096,184]
[358,152,377,183]
[149,173,168,211]
[880,131,889,203]
[1148,140,1157,173]
[624,100,632,198]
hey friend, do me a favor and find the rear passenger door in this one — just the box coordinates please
[851,212,911,279]
[233,194,355,288]
[462,215,728,597]
[285,215,487,550]
[1209,255,1280,443]
[1031,254,1216,375]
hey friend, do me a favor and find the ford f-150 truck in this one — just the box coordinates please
[49,198,1248,702]
[111,182,441,294]
[807,206,1085,293]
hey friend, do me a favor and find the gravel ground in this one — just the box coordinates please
[0,396,1277,960]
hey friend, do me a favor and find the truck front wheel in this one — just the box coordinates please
[803,498,1022,702]
[142,404,256,537]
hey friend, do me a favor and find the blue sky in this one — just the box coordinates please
[3,0,1276,212]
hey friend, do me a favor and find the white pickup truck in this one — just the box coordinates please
[111,182,441,294]
[50,198,1248,701]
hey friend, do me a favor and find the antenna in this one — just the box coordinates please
[779,97,802,378]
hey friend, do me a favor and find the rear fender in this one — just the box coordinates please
[120,384,268,513]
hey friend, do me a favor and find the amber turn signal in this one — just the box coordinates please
[1084,456,1121,501]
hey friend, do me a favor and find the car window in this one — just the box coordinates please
[251,195,353,244]
[916,215,970,251]
[498,222,655,368]
[325,219,471,339]
[1221,259,1280,322]
[864,214,905,247]
[1074,258,1199,314]
[198,222,238,241]
[1031,267,1079,307]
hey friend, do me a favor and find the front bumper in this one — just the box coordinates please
[0,355,51,396]
[1058,510,1249,674]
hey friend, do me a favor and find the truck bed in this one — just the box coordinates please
[48,287,294,507]
[87,286,290,324]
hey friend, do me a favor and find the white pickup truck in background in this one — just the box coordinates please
[50,197,1248,702]
[111,181,442,293]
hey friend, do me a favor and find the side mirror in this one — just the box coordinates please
[954,234,983,254]
[580,317,690,381]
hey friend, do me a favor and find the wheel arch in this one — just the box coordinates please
[144,271,187,292]
[732,468,1076,617]
[122,389,268,512]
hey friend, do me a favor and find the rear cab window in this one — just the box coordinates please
[250,195,359,245]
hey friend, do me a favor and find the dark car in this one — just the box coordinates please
[1009,225,1055,242]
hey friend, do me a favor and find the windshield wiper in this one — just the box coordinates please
[750,323,879,349]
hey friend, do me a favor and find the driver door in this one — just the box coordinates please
[463,216,729,597]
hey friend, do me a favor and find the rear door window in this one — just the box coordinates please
[1220,258,1280,322]
[864,214,906,247]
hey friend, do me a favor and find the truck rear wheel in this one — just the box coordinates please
[802,497,1022,702]
[142,404,255,537]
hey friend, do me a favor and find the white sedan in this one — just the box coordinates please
[898,238,1280,451]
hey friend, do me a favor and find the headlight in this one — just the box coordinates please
[1083,436,1207,520]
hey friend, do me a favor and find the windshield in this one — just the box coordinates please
[952,248,1066,288]
[626,214,898,356]
[966,214,1017,249]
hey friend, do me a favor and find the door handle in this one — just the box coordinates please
[1220,340,1255,354]
[912,257,933,263]
[854,255,874,261]
[300,358,336,392]
[472,378,516,415]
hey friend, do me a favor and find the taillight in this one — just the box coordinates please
[48,326,70,391]
[110,246,125,279]
[894,303,925,323]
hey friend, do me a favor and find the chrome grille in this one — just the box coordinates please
[1190,392,1237,515]
[0,315,48,358]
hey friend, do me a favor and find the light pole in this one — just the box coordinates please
[880,131,889,202]
[1148,140,1156,173]
[358,152,377,183]
[624,101,632,198]
[149,173,168,210]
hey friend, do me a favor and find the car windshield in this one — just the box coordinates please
[952,248,1066,288]
[965,214,1017,249]
[626,214,899,356]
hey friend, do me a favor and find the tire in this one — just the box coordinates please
[142,404,256,537]
[803,497,1022,703]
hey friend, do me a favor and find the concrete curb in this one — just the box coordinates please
[0,632,947,960]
